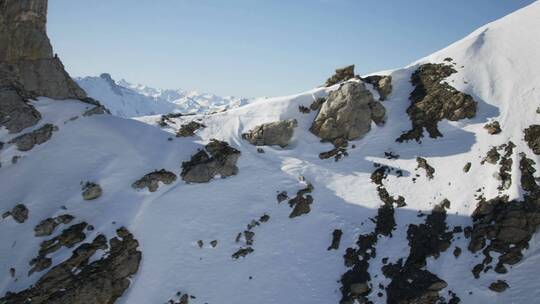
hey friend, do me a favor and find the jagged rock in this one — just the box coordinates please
[242,119,297,148]
[34,214,74,237]
[397,63,477,142]
[364,75,393,101]
[176,121,206,137]
[287,184,314,218]
[484,121,501,134]
[310,81,383,142]
[489,280,509,293]
[132,169,177,192]
[0,0,86,100]
[310,97,326,111]
[524,125,540,154]
[416,157,435,179]
[232,247,254,259]
[2,227,141,304]
[8,123,57,151]
[298,105,310,114]
[325,65,355,87]
[3,203,29,223]
[181,140,240,183]
[484,146,501,164]
[328,229,343,251]
[82,182,102,200]
[0,81,42,133]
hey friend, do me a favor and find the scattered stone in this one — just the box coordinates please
[82,105,108,117]
[484,146,501,164]
[11,155,20,164]
[8,123,58,151]
[2,227,141,304]
[453,247,462,258]
[176,121,206,137]
[484,121,501,134]
[524,125,540,155]
[364,75,393,101]
[81,182,102,200]
[181,140,241,183]
[244,231,255,246]
[397,63,477,142]
[287,185,314,218]
[3,203,29,223]
[259,214,270,223]
[232,247,254,259]
[9,268,15,278]
[197,240,204,248]
[276,191,288,203]
[324,65,355,87]
[416,157,435,179]
[242,119,298,148]
[327,229,343,251]
[210,240,218,248]
[257,148,265,153]
[132,169,177,192]
[489,280,509,293]
[298,105,310,113]
[310,81,384,142]
[463,162,472,173]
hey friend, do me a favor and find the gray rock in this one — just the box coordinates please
[176,121,206,137]
[484,121,501,135]
[8,123,57,151]
[132,169,177,192]
[0,83,42,133]
[82,182,102,200]
[524,125,540,155]
[33,215,74,237]
[242,119,297,148]
[181,140,241,183]
[324,65,355,87]
[369,101,387,125]
[489,280,509,293]
[364,75,393,101]
[3,203,29,223]
[310,81,381,142]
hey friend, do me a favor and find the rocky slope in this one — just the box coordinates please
[2,1,540,304]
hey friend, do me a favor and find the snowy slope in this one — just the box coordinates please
[2,2,540,304]
[76,74,251,118]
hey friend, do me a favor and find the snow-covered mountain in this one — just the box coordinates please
[76,74,251,118]
[2,2,540,304]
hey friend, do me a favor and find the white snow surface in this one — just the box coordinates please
[1,2,540,303]
[76,74,251,118]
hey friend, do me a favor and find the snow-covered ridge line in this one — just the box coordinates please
[76,73,252,118]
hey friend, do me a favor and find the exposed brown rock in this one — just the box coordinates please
[2,203,29,223]
[81,182,102,200]
[489,280,509,293]
[397,63,477,142]
[242,119,297,148]
[8,123,57,151]
[416,157,435,179]
[325,65,355,87]
[181,139,240,183]
[524,125,540,154]
[364,75,393,101]
[132,169,177,192]
[484,121,501,134]
[176,121,206,137]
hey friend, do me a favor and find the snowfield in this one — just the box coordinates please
[1,2,540,304]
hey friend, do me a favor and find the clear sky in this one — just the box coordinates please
[48,0,535,97]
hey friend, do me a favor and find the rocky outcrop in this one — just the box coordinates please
[132,169,177,192]
[176,121,206,137]
[327,229,343,251]
[397,63,477,142]
[484,121,501,134]
[310,81,385,142]
[34,214,74,237]
[2,203,29,223]
[8,123,57,151]
[0,0,86,100]
[524,125,540,154]
[82,182,102,200]
[416,157,435,179]
[0,75,42,133]
[1,227,141,304]
[324,65,355,87]
[181,139,241,183]
[242,119,297,148]
[364,75,393,101]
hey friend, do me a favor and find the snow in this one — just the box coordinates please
[76,74,251,118]
[2,2,540,303]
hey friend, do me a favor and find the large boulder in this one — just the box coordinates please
[132,169,177,192]
[242,119,297,148]
[0,0,86,100]
[310,81,385,142]
[181,139,241,183]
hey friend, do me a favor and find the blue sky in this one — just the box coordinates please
[48,0,534,97]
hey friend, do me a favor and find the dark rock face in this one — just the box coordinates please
[468,153,540,277]
[0,78,42,133]
[287,184,314,218]
[242,119,297,148]
[364,75,393,101]
[0,0,86,100]
[484,121,501,134]
[8,123,57,151]
[524,125,540,154]
[310,81,385,142]
[397,63,477,142]
[34,214,74,237]
[2,203,29,223]
[325,65,355,87]
[132,169,177,192]
[2,227,141,304]
[176,121,206,137]
[181,139,240,183]
[327,229,343,251]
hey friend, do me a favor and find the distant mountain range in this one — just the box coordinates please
[76,73,251,117]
